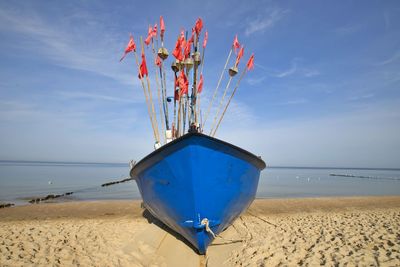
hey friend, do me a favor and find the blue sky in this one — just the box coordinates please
[0,0,399,167]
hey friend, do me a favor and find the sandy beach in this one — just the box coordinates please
[1,196,400,266]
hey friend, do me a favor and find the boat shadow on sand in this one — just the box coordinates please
[141,208,200,254]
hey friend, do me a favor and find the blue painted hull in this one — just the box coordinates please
[130,133,266,254]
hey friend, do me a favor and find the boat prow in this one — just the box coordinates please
[130,132,266,254]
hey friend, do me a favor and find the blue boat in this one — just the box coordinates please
[130,132,266,254]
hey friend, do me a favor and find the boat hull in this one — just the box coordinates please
[130,133,265,254]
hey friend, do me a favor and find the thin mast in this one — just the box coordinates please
[212,67,247,137]
[133,49,158,143]
[151,36,166,144]
[140,37,160,144]
[202,48,233,129]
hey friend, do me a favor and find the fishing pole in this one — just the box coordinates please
[151,34,166,144]
[213,54,254,136]
[133,47,158,144]
[140,37,160,145]
[203,48,232,129]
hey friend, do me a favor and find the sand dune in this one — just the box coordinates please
[1,197,399,266]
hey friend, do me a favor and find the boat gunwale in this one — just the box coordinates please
[130,132,266,177]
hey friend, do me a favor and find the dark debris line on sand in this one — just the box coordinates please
[0,203,15,209]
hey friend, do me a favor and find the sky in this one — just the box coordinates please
[0,0,399,168]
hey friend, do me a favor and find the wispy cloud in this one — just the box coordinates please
[303,69,320,77]
[275,61,297,78]
[219,99,400,168]
[375,50,400,66]
[57,91,139,103]
[276,98,308,105]
[199,92,256,134]
[256,59,320,79]
[246,76,266,86]
[0,7,139,87]
[245,8,288,36]
[208,98,257,135]
[347,94,375,101]
[334,24,362,35]
[0,100,38,122]
[254,63,276,76]
[0,98,150,162]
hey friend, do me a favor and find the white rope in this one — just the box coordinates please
[200,218,216,238]
[200,218,244,245]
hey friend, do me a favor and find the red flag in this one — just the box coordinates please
[195,18,203,35]
[144,25,153,46]
[160,16,165,38]
[233,34,240,54]
[246,54,254,71]
[172,36,184,61]
[184,42,191,59]
[155,55,162,68]
[235,46,244,66]
[180,29,186,50]
[152,24,157,37]
[178,70,188,96]
[197,74,204,93]
[138,52,148,79]
[184,34,193,59]
[120,34,136,61]
[202,30,208,48]
[175,71,188,100]
[188,28,195,43]
[172,30,185,61]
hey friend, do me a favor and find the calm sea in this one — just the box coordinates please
[1,161,399,205]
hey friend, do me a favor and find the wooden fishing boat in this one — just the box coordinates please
[121,16,263,254]
[130,132,265,254]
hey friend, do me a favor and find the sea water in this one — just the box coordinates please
[0,161,399,205]
[0,161,140,205]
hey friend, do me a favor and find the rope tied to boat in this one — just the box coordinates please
[199,218,244,246]
[200,218,216,238]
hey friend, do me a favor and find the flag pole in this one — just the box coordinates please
[176,78,188,137]
[172,71,178,138]
[132,50,158,143]
[159,16,170,132]
[183,95,187,134]
[209,46,243,135]
[177,92,183,137]
[151,37,166,144]
[202,48,233,129]
[176,72,182,137]
[197,31,207,130]
[161,62,170,131]
[191,30,200,128]
[192,39,198,127]
[184,29,190,134]
[209,75,233,135]
[197,88,202,129]
[141,37,160,144]
[212,67,248,137]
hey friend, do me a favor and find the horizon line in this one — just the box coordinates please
[0,159,399,171]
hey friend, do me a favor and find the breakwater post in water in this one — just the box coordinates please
[29,192,74,204]
[23,176,134,205]
[101,177,134,187]
[329,173,400,181]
